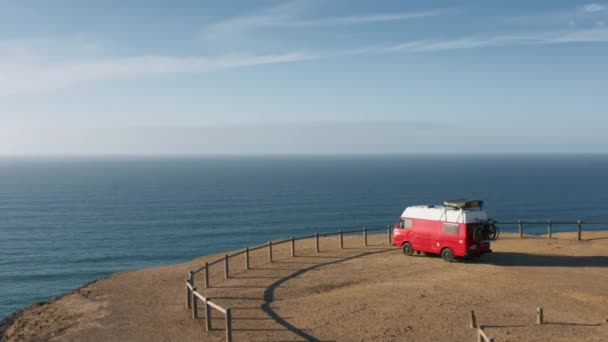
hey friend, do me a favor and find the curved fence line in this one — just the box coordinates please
[186,226,391,341]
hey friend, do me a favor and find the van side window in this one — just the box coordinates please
[399,219,413,229]
[443,223,459,235]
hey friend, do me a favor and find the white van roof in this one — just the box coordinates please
[401,205,487,224]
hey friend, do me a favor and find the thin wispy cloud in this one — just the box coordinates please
[548,26,608,42]
[341,27,608,56]
[287,10,454,26]
[381,35,538,53]
[506,2,608,29]
[200,1,453,41]
[0,50,318,96]
[581,3,606,14]
[394,28,608,52]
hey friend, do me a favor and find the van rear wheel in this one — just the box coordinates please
[441,248,454,262]
[402,243,413,256]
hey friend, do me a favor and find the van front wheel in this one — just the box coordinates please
[441,248,454,262]
[402,243,413,256]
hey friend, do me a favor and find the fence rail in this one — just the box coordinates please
[498,220,608,225]
[496,219,607,240]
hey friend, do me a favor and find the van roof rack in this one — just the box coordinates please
[443,199,483,210]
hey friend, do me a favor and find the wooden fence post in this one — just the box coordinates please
[339,229,343,249]
[204,262,209,289]
[387,226,392,244]
[187,271,193,309]
[291,236,295,257]
[245,247,249,270]
[224,254,229,279]
[191,287,198,319]
[477,327,494,342]
[470,310,477,328]
[225,307,233,342]
[518,220,523,238]
[547,220,552,238]
[577,219,582,240]
[268,241,273,263]
[315,232,320,252]
[186,283,191,309]
[536,307,543,325]
[204,297,211,331]
[363,227,368,246]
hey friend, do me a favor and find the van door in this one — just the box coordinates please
[412,219,435,253]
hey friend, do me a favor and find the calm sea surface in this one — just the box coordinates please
[1,155,608,319]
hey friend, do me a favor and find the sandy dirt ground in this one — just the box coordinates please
[2,231,607,342]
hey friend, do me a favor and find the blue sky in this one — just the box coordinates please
[1,0,607,155]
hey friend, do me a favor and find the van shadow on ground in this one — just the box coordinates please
[483,252,608,267]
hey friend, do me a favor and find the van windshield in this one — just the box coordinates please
[397,219,412,229]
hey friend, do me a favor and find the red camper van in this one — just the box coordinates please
[392,200,498,262]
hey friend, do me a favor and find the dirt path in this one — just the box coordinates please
[2,232,607,342]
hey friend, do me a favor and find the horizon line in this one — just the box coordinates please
[2,152,608,159]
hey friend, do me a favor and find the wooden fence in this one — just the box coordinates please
[497,220,608,240]
[473,306,559,342]
[185,226,391,341]
[187,281,233,342]
[185,221,607,341]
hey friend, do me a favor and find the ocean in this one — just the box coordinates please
[1,155,608,319]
